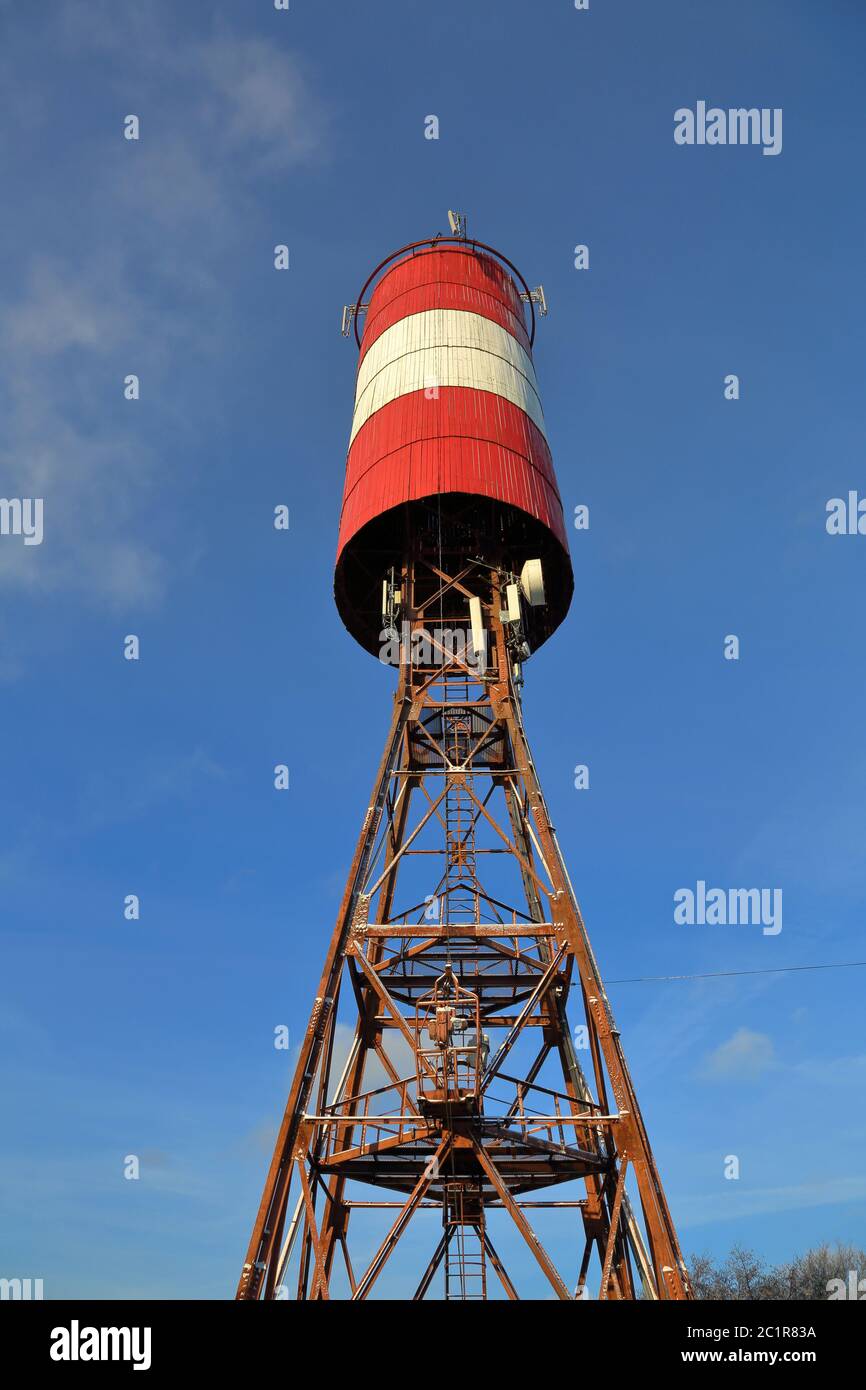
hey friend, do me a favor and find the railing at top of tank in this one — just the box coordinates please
[350,236,538,350]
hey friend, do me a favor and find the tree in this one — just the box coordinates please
[688,1242,866,1300]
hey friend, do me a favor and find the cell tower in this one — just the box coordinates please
[237,219,691,1301]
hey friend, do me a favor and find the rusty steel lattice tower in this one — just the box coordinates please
[237,219,692,1302]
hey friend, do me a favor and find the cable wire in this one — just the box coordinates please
[599,960,866,985]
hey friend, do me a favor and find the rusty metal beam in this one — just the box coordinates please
[470,1137,572,1301]
[351,1137,451,1300]
[236,555,690,1302]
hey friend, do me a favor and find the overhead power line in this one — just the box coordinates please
[603,960,866,985]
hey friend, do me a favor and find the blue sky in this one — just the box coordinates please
[0,0,864,1298]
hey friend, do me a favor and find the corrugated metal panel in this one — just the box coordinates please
[350,309,545,445]
[345,382,558,493]
[363,247,525,338]
[360,277,530,362]
[336,242,571,605]
[337,386,567,554]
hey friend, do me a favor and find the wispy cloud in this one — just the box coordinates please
[76,746,228,831]
[0,5,329,608]
[699,1027,776,1081]
[0,254,166,604]
[677,1174,866,1229]
[197,36,328,172]
[794,1052,866,1088]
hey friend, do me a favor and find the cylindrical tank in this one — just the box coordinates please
[334,236,573,655]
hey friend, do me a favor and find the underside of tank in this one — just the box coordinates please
[334,493,574,659]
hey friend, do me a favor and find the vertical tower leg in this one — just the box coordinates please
[237,552,690,1301]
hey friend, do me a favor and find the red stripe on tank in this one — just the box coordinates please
[337,386,567,557]
[360,247,530,362]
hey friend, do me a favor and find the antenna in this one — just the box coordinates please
[340,302,368,337]
[521,284,549,317]
[447,209,468,239]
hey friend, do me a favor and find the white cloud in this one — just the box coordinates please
[197,37,328,172]
[794,1053,866,1088]
[282,1022,416,1111]
[330,1023,416,1103]
[699,1027,776,1081]
[56,1,330,175]
[0,6,328,608]
[77,746,228,830]
[677,1173,866,1229]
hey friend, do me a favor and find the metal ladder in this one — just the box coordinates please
[443,1185,488,1300]
[442,709,478,926]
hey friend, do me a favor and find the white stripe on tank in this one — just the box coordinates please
[350,308,546,445]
